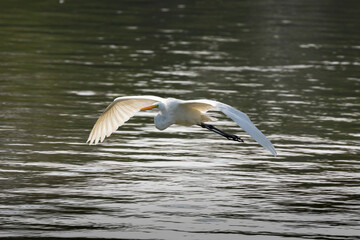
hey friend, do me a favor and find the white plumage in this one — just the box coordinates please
[87,96,163,145]
[87,95,277,157]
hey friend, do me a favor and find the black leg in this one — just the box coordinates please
[198,123,244,142]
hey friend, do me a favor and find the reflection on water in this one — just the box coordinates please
[1,0,360,239]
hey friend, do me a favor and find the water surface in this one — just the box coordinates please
[1,0,360,239]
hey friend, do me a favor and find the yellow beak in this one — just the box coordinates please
[140,104,158,111]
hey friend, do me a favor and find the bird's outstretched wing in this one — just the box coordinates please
[87,95,164,145]
[181,99,277,157]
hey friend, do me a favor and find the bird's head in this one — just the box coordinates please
[140,102,170,130]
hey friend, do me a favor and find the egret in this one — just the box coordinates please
[87,95,277,157]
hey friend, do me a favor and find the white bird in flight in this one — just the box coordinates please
[87,95,277,157]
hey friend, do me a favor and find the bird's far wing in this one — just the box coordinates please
[215,101,277,157]
[180,99,276,156]
[87,95,164,145]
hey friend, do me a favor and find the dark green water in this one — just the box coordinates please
[1,0,360,239]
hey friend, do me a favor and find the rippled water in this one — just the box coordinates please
[1,0,360,239]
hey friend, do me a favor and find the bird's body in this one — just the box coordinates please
[87,95,277,157]
[152,98,213,129]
